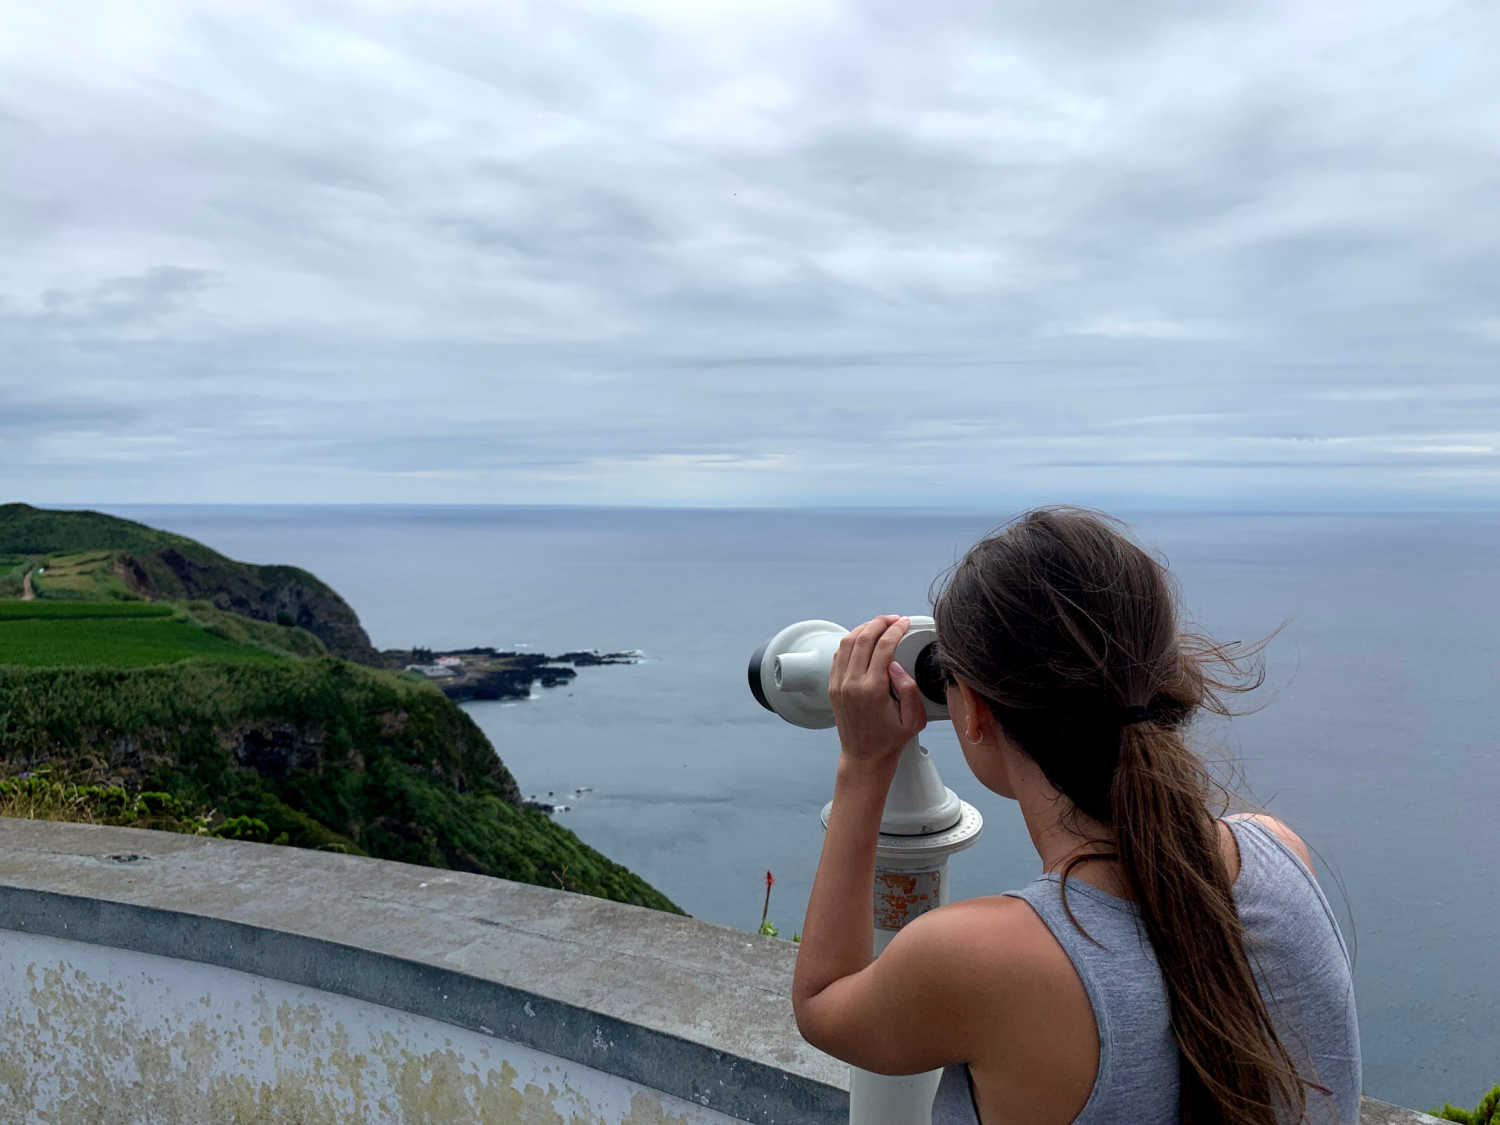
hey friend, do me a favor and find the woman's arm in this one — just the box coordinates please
[791,751,899,1015]
[791,615,917,1012]
[790,616,996,1074]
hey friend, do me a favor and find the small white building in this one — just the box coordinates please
[404,664,457,679]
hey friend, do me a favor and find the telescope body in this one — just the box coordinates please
[748,616,949,730]
[751,616,962,836]
[749,617,985,1124]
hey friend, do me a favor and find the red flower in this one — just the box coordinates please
[766,870,775,887]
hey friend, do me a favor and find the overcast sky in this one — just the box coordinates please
[4,0,1497,508]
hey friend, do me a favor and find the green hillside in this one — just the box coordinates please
[0,659,679,911]
[0,503,683,914]
[0,503,195,557]
[0,504,378,663]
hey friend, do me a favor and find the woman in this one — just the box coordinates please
[792,507,1361,1125]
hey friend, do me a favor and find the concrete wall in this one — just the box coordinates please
[0,819,1440,1124]
[2,930,735,1124]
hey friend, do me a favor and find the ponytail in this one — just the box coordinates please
[1110,720,1307,1125]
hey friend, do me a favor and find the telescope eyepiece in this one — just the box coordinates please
[914,643,947,706]
[748,641,773,712]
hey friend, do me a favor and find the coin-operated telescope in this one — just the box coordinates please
[748,618,949,727]
[748,616,983,1125]
[749,617,966,835]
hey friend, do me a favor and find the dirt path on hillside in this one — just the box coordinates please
[21,568,35,600]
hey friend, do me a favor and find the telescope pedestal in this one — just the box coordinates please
[818,738,984,1125]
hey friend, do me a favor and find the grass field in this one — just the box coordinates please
[29,550,136,601]
[0,601,172,621]
[0,602,283,668]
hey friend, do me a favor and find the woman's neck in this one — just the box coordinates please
[1012,765,1131,897]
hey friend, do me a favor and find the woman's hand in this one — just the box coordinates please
[828,615,928,766]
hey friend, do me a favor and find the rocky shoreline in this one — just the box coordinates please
[381,646,638,703]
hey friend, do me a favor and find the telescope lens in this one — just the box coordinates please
[747,641,773,712]
[914,643,947,706]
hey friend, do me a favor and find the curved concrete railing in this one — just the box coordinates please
[0,819,1439,1123]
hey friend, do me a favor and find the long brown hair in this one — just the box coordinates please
[932,506,1317,1125]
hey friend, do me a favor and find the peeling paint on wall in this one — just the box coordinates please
[0,933,734,1124]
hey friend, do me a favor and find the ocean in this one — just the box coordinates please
[105,503,1499,1113]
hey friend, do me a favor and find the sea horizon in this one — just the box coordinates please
[26,498,1500,516]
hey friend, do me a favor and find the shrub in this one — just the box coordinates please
[0,774,210,835]
[1436,1084,1500,1124]
[212,815,271,843]
[1,660,682,913]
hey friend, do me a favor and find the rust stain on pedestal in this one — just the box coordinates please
[873,869,941,931]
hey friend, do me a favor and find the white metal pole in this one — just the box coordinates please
[846,851,953,1125]
[822,737,983,1125]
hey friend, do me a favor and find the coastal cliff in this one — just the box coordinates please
[0,505,681,913]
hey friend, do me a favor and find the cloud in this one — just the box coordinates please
[1,0,1497,507]
[1048,317,1242,342]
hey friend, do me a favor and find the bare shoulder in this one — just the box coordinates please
[1228,812,1314,872]
[905,895,1082,1004]
[906,895,1099,1105]
[799,893,1086,1075]
[928,895,1057,956]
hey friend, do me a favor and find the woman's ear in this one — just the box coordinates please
[955,680,993,746]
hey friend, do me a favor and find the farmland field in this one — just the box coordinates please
[0,603,282,668]
[0,601,172,621]
[28,550,136,601]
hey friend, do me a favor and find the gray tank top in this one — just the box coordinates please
[931,817,1361,1124]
